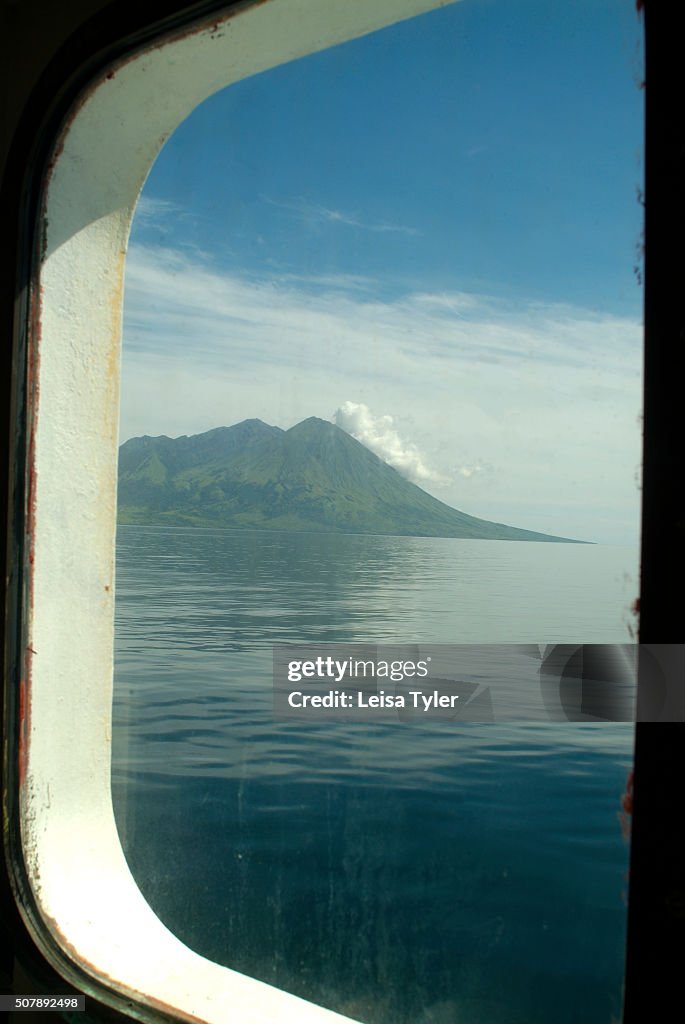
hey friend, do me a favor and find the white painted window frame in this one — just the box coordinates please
[18,1,459,1021]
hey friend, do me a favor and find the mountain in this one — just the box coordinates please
[117,417,582,542]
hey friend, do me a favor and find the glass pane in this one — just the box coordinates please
[113,2,643,1021]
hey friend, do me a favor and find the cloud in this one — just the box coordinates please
[133,195,187,225]
[456,464,485,479]
[262,195,420,236]
[333,402,447,484]
[274,272,379,293]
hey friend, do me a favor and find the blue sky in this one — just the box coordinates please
[122,0,644,545]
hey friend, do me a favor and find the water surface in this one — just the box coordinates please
[112,527,635,1023]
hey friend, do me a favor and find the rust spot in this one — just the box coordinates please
[104,585,110,592]
[42,912,211,1024]
[128,0,268,62]
[18,678,27,786]
[619,770,634,841]
[625,596,640,642]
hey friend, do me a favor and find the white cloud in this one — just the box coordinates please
[456,464,485,479]
[134,196,181,221]
[262,195,420,236]
[334,401,446,484]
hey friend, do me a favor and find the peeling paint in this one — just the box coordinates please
[18,678,27,787]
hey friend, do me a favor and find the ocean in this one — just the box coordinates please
[111,525,636,1023]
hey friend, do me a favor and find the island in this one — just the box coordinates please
[117,416,583,542]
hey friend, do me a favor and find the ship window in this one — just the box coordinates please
[12,0,643,1021]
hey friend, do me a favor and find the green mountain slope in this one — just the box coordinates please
[117,417,583,542]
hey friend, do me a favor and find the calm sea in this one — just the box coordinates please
[111,526,636,1024]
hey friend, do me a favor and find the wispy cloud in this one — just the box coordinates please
[121,244,642,543]
[454,462,487,479]
[262,195,420,236]
[134,195,185,223]
[270,271,379,293]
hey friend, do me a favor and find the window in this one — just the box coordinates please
[3,1,665,1023]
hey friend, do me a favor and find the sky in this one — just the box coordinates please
[121,0,644,545]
